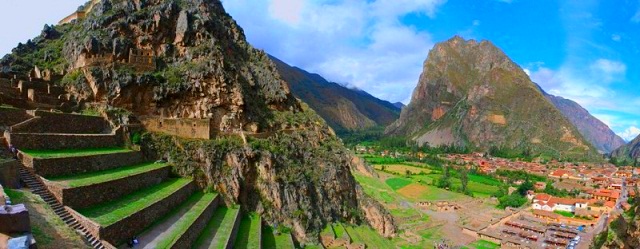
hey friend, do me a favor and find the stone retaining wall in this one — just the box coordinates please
[140,116,213,139]
[0,108,31,130]
[21,150,144,178]
[0,159,20,188]
[11,111,111,134]
[100,181,197,245]
[6,126,124,150]
[45,166,171,209]
[224,210,242,249]
[170,195,220,249]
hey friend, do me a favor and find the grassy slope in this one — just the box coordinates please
[5,189,89,248]
[49,162,168,187]
[77,178,191,226]
[22,147,131,158]
[194,206,241,249]
[262,226,294,249]
[234,214,262,249]
[385,178,413,190]
[155,192,217,248]
[344,225,394,248]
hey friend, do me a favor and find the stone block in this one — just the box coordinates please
[21,150,145,178]
[46,165,171,209]
[0,204,30,233]
[0,160,20,189]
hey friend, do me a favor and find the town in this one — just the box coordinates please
[351,144,637,249]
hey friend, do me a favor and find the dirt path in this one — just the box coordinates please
[423,210,476,246]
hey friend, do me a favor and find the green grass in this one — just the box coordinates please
[262,226,294,249]
[332,223,349,240]
[385,177,413,190]
[22,147,132,159]
[49,162,168,187]
[554,210,575,218]
[344,225,394,248]
[77,178,191,226]
[194,206,241,249]
[321,224,335,238]
[468,174,503,186]
[234,213,262,249]
[155,192,217,248]
[4,188,26,203]
[466,239,501,249]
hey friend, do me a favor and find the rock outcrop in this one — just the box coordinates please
[386,36,599,160]
[0,0,396,243]
[271,56,401,133]
[537,84,625,153]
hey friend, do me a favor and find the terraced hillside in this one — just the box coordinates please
[5,109,298,248]
[1,0,396,242]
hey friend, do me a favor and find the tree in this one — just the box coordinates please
[460,167,469,193]
[517,180,534,196]
[498,192,528,209]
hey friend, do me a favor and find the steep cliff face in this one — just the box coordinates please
[593,203,640,248]
[386,36,599,160]
[0,0,395,242]
[612,135,640,161]
[538,86,625,153]
[271,56,400,133]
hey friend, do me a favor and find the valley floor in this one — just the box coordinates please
[353,161,512,248]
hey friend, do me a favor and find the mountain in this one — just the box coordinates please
[385,36,599,160]
[0,0,395,241]
[611,134,640,162]
[270,56,401,133]
[393,102,405,109]
[536,85,626,153]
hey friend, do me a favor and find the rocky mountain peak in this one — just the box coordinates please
[0,0,396,242]
[387,36,599,160]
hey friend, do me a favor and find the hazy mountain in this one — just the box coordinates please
[270,56,401,133]
[535,85,626,153]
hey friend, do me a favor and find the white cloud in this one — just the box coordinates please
[472,20,481,26]
[269,0,305,25]
[620,126,640,141]
[223,0,445,102]
[589,59,626,84]
[632,10,640,23]
[611,34,621,41]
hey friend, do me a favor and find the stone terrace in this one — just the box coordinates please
[2,108,291,248]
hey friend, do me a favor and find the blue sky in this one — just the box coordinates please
[1,0,639,141]
[222,0,640,141]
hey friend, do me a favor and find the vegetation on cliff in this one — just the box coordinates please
[0,0,396,242]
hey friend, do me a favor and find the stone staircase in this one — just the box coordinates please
[5,109,273,248]
[19,166,106,249]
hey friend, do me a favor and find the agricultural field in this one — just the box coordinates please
[374,164,432,175]
[371,160,503,198]
[462,239,501,249]
[352,161,510,248]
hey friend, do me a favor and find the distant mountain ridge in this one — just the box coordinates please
[612,134,640,161]
[386,36,599,160]
[535,84,626,153]
[270,56,401,132]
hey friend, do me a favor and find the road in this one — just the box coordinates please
[578,179,628,249]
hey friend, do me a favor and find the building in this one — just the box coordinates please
[532,194,589,213]
[591,189,620,202]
